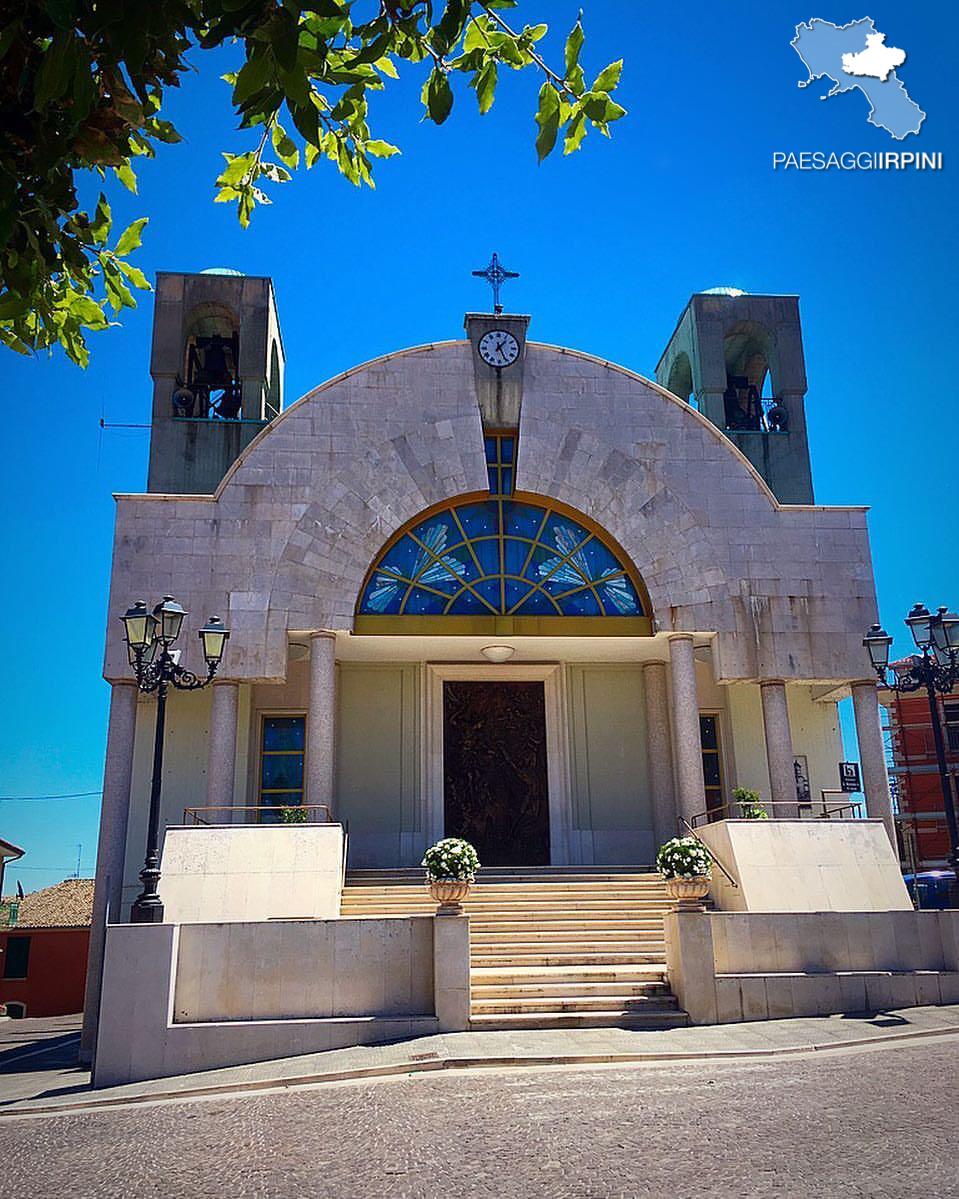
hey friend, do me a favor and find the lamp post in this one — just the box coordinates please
[121,596,230,923]
[864,603,959,882]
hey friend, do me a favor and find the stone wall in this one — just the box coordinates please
[94,914,470,1087]
[104,341,878,686]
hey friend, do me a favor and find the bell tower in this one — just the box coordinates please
[146,269,284,494]
[655,289,814,504]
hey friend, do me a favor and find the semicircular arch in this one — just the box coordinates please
[354,491,653,636]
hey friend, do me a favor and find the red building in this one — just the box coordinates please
[0,878,93,1018]
[882,686,959,872]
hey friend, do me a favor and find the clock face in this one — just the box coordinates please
[478,330,520,368]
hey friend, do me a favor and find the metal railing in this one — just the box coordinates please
[690,797,862,828]
[181,804,334,826]
[678,817,739,889]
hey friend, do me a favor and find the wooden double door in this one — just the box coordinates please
[442,680,550,866]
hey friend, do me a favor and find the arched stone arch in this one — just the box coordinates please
[665,351,694,406]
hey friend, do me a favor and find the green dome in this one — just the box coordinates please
[200,267,244,276]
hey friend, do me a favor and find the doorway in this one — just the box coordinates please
[442,681,550,866]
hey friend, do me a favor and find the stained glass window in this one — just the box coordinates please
[485,434,516,496]
[358,497,645,618]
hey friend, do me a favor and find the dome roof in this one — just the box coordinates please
[701,286,747,297]
[199,267,244,277]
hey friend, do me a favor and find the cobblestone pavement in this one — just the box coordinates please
[2,1037,957,1198]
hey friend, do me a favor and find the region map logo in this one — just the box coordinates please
[774,16,940,172]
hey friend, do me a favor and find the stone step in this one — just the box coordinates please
[472,963,669,983]
[341,899,671,913]
[471,951,667,968]
[472,980,671,1000]
[346,866,658,880]
[342,881,668,893]
[469,1009,689,1031]
[469,925,665,940]
[472,991,681,1013]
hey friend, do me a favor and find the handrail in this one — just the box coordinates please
[181,804,334,825]
[679,817,739,889]
[690,797,862,827]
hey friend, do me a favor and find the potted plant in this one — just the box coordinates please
[733,786,768,820]
[278,805,309,824]
[655,836,712,910]
[421,837,480,913]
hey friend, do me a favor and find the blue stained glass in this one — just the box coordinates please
[559,588,602,616]
[502,501,545,540]
[501,467,513,495]
[522,544,560,582]
[484,437,497,462]
[358,497,645,619]
[405,587,448,615]
[449,587,492,614]
[487,466,498,493]
[500,437,515,463]
[542,565,588,594]
[411,514,461,553]
[262,717,305,752]
[600,575,641,615]
[364,574,406,613]
[378,536,425,580]
[543,513,590,557]
[503,537,530,577]
[574,537,620,580]
[457,503,497,537]
[471,536,501,576]
[475,578,503,608]
[262,753,304,790]
[504,578,533,611]
[514,590,557,616]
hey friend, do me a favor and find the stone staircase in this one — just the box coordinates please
[340,866,689,1031]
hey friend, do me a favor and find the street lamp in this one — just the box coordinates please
[864,604,959,882]
[122,596,230,923]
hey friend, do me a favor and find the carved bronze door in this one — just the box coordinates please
[443,681,550,866]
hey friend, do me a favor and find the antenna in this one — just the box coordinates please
[75,843,82,879]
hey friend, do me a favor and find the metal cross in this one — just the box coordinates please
[472,252,519,314]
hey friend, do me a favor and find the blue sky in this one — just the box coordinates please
[1,3,955,892]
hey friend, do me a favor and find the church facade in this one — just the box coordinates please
[91,270,894,924]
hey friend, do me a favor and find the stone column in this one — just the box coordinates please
[851,680,896,847]
[760,680,798,818]
[80,681,139,1063]
[643,660,677,847]
[668,634,706,829]
[306,631,336,817]
[206,682,239,814]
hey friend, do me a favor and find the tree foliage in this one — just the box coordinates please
[0,2,625,366]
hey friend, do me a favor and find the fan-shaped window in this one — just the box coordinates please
[356,495,652,634]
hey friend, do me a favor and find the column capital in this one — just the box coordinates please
[666,631,695,643]
[759,678,787,688]
[308,629,337,642]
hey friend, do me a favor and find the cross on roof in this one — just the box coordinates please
[471,252,519,314]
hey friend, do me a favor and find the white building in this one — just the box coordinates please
[82,272,917,1076]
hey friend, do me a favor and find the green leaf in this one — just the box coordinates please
[114,162,138,194]
[592,59,623,92]
[91,195,111,247]
[364,139,400,158]
[472,60,497,114]
[117,261,151,290]
[581,91,627,124]
[564,19,584,76]
[233,50,273,106]
[260,162,292,183]
[114,217,148,256]
[534,81,560,161]
[423,68,454,124]
[563,111,587,155]
[271,122,300,169]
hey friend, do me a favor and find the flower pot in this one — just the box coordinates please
[665,875,710,911]
[428,878,472,915]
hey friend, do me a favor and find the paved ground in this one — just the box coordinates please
[2,1032,958,1197]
